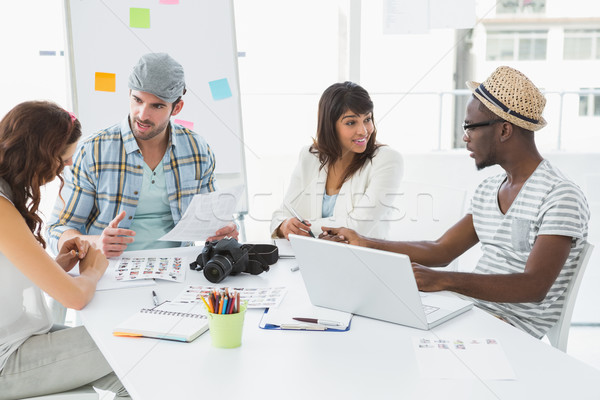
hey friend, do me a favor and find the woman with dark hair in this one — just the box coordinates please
[271,82,403,239]
[0,101,129,399]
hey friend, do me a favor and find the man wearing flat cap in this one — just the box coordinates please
[47,53,238,257]
[322,66,590,339]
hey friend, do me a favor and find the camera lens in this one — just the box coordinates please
[203,254,234,283]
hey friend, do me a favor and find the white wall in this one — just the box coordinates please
[9,0,600,324]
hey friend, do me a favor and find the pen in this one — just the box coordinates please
[292,317,343,327]
[280,324,327,331]
[284,202,315,238]
[152,290,160,306]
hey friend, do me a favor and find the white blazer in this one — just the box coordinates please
[271,145,404,239]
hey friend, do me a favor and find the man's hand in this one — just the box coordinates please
[207,222,239,241]
[412,262,446,292]
[99,211,136,258]
[277,218,313,240]
[55,237,90,272]
[320,226,365,246]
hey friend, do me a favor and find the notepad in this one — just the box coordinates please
[113,301,208,342]
[273,238,295,258]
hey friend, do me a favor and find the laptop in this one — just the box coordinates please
[289,235,473,330]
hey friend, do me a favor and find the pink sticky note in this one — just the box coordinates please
[174,119,194,130]
[159,0,179,4]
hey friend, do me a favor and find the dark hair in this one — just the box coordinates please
[310,81,381,188]
[171,88,187,113]
[0,101,82,247]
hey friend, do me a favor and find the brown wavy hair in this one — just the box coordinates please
[0,101,81,248]
[310,81,381,188]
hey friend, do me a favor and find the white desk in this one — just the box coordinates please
[80,246,600,400]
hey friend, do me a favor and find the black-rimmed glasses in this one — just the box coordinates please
[462,119,505,138]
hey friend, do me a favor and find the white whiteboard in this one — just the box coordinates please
[63,0,248,212]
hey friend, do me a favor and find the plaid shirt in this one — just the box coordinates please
[46,117,216,254]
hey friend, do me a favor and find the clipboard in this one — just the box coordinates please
[258,307,352,332]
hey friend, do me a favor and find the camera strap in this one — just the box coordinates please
[242,244,279,275]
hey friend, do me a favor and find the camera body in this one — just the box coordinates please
[190,238,278,283]
[198,238,249,283]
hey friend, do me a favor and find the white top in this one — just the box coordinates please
[0,179,53,371]
[468,160,590,338]
[271,145,403,239]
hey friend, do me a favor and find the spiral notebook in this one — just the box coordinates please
[113,301,209,342]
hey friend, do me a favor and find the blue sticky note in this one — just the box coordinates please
[208,78,232,100]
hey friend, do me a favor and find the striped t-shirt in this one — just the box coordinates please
[468,159,589,338]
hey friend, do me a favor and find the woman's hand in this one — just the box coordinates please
[277,218,313,240]
[78,245,109,281]
[55,237,90,272]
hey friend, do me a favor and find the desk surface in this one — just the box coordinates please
[80,246,600,400]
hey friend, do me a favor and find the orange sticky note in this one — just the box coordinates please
[95,72,116,92]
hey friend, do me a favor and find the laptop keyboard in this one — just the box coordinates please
[423,304,439,315]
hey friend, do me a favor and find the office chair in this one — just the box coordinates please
[546,242,594,352]
[22,386,99,399]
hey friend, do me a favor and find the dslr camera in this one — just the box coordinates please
[190,237,278,283]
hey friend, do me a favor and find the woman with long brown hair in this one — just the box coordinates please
[271,82,403,239]
[0,101,129,399]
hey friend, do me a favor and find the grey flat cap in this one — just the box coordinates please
[128,53,185,103]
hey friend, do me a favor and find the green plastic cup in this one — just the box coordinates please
[207,302,247,348]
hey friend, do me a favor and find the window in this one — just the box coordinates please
[496,0,546,14]
[564,30,600,60]
[487,31,547,61]
[579,88,600,117]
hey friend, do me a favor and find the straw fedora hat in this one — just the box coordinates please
[466,66,547,132]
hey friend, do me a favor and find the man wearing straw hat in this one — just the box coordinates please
[322,66,590,339]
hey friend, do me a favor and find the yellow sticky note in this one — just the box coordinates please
[95,72,116,92]
[130,8,150,28]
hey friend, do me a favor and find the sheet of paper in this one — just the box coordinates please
[70,262,155,291]
[114,256,185,282]
[159,186,244,242]
[171,284,287,309]
[429,0,476,29]
[413,337,516,380]
[383,0,429,34]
